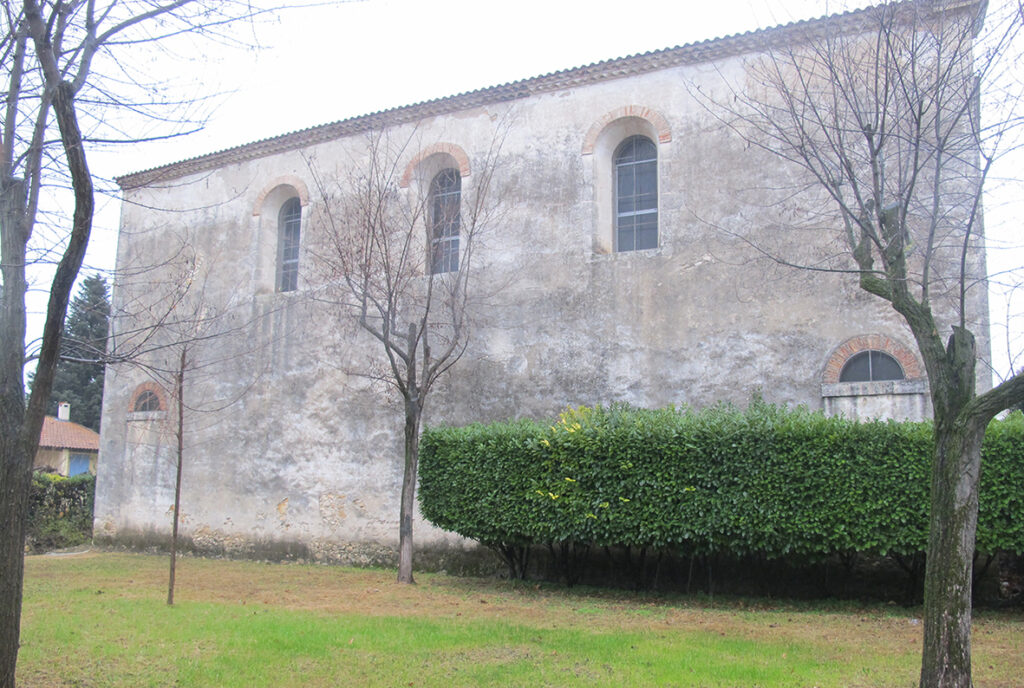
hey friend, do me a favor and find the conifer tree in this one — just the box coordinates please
[47,274,109,431]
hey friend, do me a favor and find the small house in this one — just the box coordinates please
[36,402,100,477]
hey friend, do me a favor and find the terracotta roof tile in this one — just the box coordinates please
[39,417,100,452]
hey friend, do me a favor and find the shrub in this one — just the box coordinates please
[420,403,1024,581]
[26,472,95,552]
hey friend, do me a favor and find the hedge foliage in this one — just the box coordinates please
[26,472,95,552]
[420,403,1024,565]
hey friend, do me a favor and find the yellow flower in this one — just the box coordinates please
[548,493,559,500]
[564,477,576,482]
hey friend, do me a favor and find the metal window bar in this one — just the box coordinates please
[278,198,301,292]
[839,350,905,382]
[430,169,461,273]
[614,136,658,252]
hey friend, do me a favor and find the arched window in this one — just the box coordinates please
[839,350,905,382]
[614,135,658,252]
[133,390,162,412]
[430,169,461,273]
[277,197,301,292]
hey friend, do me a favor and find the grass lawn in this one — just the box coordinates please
[18,552,1023,687]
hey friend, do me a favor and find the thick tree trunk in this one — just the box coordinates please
[397,400,421,584]
[917,329,985,688]
[0,415,30,688]
[0,178,31,688]
[0,76,92,688]
[0,417,30,688]
[919,415,986,688]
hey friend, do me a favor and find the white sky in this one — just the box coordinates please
[58,0,1021,382]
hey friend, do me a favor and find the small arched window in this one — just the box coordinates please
[133,390,162,412]
[614,135,658,252]
[277,197,301,292]
[839,350,905,382]
[430,169,461,273]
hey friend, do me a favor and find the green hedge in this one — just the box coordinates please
[420,403,1024,567]
[26,472,95,552]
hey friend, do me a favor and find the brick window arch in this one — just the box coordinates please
[252,175,310,215]
[584,106,670,254]
[402,146,469,273]
[581,105,672,155]
[400,143,471,188]
[822,335,923,384]
[130,382,167,413]
[253,178,309,294]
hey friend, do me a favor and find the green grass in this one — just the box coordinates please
[18,553,1023,687]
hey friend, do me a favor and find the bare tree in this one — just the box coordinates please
[697,2,1023,686]
[108,244,266,605]
[309,128,506,584]
[0,2,315,685]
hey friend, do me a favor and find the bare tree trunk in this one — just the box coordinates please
[0,412,29,688]
[398,322,421,585]
[1,78,92,688]
[0,178,31,688]
[167,350,185,605]
[915,327,987,688]
[920,415,986,688]
[0,420,30,688]
[397,400,421,584]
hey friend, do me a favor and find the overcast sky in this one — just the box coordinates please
[69,0,1021,380]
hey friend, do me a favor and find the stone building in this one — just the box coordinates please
[95,2,989,566]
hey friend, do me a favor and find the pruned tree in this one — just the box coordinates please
[696,1,1023,686]
[310,127,507,584]
[0,2,315,685]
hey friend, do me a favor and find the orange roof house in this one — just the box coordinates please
[35,402,100,477]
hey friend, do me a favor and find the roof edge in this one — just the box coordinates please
[116,0,983,190]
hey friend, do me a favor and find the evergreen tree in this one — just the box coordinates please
[47,275,110,431]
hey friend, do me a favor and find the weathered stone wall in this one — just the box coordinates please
[95,27,990,567]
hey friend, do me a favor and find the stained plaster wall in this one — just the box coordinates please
[94,39,989,567]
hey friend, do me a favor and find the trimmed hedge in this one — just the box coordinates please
[26,472,95,552]
[420,403,1024,571]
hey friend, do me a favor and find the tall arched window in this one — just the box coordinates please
[430,169,461,273]
[614,135,658,252]
[277,197,301,292]
[839,350,905,382]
